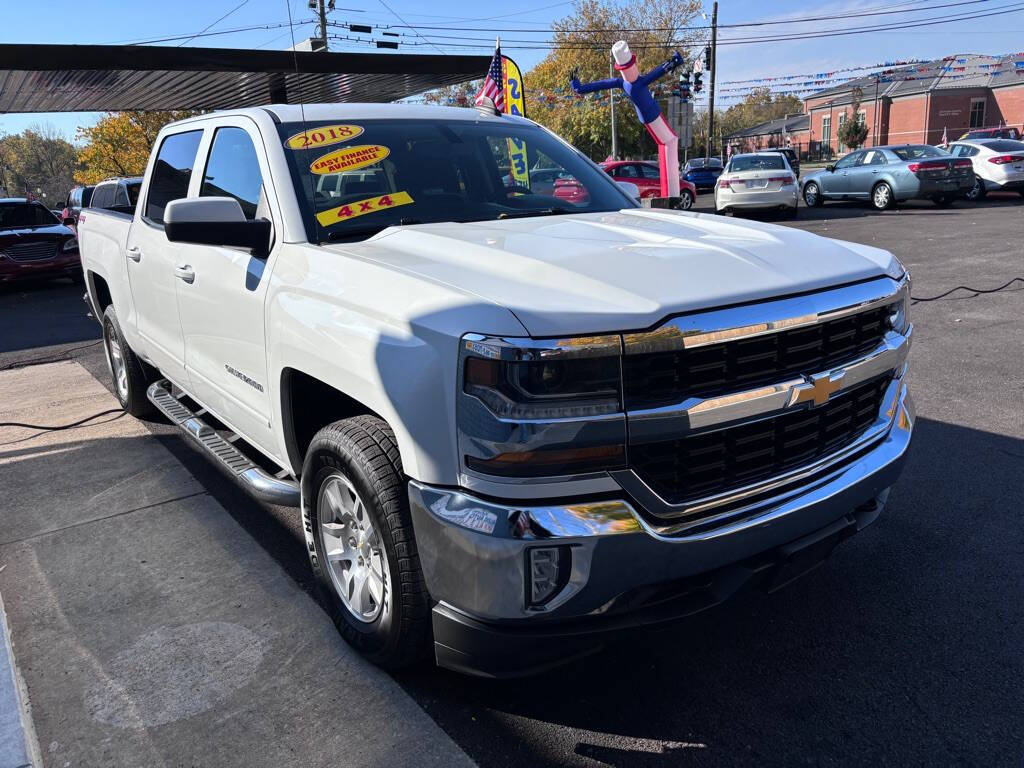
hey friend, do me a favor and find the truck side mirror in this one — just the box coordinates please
[164,197,271,259]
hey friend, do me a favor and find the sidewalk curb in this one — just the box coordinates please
[0,589,42,768]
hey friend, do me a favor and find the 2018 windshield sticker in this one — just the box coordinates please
[309,145,390,175]
[316,191,414,227]
[284,124,364,150]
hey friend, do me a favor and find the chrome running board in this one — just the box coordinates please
[147,379,300,507]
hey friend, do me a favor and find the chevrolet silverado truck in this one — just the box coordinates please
[78,104,914,677]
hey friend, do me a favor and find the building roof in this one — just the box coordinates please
[806,52,1024,106]
[725,113,809,140]
[0,43,488,112]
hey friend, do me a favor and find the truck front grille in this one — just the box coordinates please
[630,376,889,506]
[3,241,59,262]
[623,304,891,410]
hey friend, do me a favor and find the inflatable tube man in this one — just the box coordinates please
[570,41,684,198]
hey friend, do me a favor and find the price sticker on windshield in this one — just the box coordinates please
[316,191,414,227]
[284,124,364,150]
[310,145,390,175]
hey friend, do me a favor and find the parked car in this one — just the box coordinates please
[79,105,914,677]
[682,157,723,191]
[600,160,697,208]
[60,184,94,229]
[88,177,143,214]
[801,145,974,211]
[948,139,1024,200]
[760,147,801,177]
[0,198,80,283]
[958,127,1021,141]
[714,152,799,216]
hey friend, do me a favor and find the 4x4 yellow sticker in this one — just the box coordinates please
[310,144,390,175]
[316,191,414,227]
[284,124,364,150]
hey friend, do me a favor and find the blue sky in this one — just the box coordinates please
[2,0,1023,141]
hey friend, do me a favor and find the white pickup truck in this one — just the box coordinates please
[79,104,914,677]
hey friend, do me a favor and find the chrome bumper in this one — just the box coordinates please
[409,381,914,624]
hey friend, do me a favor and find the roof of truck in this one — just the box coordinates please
[264,103,534,124]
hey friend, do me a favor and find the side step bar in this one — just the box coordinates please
[147,379,300,507]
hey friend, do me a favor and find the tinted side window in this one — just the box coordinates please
[90,184,113,209]
[34,204,57,225]
[146,130,203,224]
[639,164,660,180]
[113,184,129,207]
[201,127,264,220]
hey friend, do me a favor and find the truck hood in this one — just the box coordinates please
[331,209,896,337]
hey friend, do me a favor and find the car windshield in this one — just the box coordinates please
[277,118,635,242]
[0,202,58,229]
[891,145,945,161]
[728,155,786,172]
[982,140,1024,152]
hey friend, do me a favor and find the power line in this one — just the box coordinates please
[377,0,446,55]
[175,0,252,47]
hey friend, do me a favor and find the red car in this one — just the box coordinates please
[599,160,697,208]
[0,198,81,284]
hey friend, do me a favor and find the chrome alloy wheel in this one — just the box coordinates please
[873,183,891,209]
[104,323,129,402]
[317,472,389,623]
[803,183,819,206]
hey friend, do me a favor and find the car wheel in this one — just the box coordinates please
[871,182,893,211]
[803,182,822,207]
[932,195,954,207]
[302,415,431,669]
[678,190,694,210]
[965,175,986,201]
[101,305,155,418]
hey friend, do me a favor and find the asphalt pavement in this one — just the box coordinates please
[1,194,1022,767]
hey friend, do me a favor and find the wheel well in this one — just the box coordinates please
[281,368,378,474]
[89,271,112,315]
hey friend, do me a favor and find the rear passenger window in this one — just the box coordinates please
[201,127,264,220]
[90,184,113,209]
[146,130,203,225]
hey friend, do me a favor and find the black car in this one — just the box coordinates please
[761,147,800,177]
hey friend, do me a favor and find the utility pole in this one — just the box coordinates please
[706,1,717,161]
[317,0,329,51]
[609,57,619,160]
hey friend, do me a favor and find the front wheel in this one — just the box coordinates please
[803,182,822,207]
[101,306,155,418]
[871,182,894,211]
[678,190,694,210]
[302,416,431,669]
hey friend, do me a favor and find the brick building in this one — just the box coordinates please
[724,114,809,154]
[726,53,1024,160]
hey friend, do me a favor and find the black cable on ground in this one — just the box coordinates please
[910,277,1023,304]
[0,409,124,432]
[0,339,103,372]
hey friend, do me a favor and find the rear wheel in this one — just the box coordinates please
[101,306,155,418]
[803,182,822,207]
[678,190,694,210]
[302,416,431,669]
[965,174,986,201]
[871,182,893,211]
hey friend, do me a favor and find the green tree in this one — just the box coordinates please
[0,125,76,203]
[75,111,200,184]
[526,0,703,160]
[837,87,869,150]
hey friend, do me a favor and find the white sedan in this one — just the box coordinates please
[714,152,799,216]
[948,139,1024,200]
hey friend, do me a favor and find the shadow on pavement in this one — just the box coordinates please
[0,278,99,353]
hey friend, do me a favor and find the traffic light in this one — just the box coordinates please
[693,70,703,94]
[704,45,713,72]
[678,71,692,102]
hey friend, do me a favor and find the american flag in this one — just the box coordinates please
[475,40,505,112]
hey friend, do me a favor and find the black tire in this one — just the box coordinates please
[803,182,823,207]
[301,416,431,669]
[965,174,987,201]
[871,182,894,211]
[678,190,694,210]
[101,305,155,418]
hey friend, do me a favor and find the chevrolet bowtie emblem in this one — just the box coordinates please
[793,372,844,407]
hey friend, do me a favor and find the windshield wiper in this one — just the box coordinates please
[496,208,573,220]
[324,218,423,242]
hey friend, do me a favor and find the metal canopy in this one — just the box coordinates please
[0,44,488,112]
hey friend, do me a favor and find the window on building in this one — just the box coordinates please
[822,116,832,150]
[837,113,847,152]
[969,98,986,129]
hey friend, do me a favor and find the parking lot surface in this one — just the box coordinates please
[1,195,1022,766]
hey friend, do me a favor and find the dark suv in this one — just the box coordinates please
[761,147,800,177]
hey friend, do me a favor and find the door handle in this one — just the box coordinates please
[174,264,195,284]
[126,246,142,262]
[871,170,880,174]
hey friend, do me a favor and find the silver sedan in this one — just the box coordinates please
[714,152,799,216]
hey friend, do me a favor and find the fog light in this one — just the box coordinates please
[526,546,569,608]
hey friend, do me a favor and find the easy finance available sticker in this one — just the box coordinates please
[316,191,414,228]
[310,145,390,175]
[284,124,364,150]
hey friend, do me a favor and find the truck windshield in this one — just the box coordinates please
[276,118,636,242]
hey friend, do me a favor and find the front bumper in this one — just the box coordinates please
[0,252,81,281]
[409,382,915,677]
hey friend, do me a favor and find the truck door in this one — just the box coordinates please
[126,129,204,386]
[173,120,278,456]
